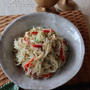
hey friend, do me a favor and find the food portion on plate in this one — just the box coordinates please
[14,27,69,79]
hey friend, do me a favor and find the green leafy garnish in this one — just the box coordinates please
[35,31,45,43]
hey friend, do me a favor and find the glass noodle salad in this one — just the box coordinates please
[14,27,69,79]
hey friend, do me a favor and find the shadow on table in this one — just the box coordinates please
[19,82,90,90]
[53,82,90,90]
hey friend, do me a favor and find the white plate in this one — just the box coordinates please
[0,12,85,89]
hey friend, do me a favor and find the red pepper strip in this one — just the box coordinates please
[32,44,42,48]
[63,40,66,45]
[31,32,38,35]
[43,30,50,33]
[41,73,52,78]
[24,58,34,71]
[51,28,54,32]
[24,36,30,44]
[24,36,27,41]
[30,72,32,75]
[60,47,65,61]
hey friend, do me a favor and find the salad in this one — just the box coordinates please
[14,27,69,79]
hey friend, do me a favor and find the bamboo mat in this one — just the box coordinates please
[0,10,90,88]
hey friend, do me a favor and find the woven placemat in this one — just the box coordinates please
[0,10,90,87]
